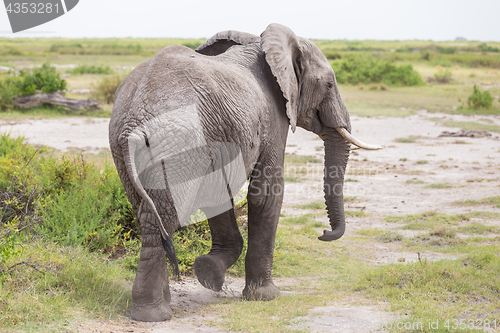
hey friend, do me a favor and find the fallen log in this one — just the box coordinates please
[439,130,491,138]
[13,92,101,111]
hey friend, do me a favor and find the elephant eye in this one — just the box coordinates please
[327,82,334,89]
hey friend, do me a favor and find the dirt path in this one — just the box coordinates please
[2,112,499,332]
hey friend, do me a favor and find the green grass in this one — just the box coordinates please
[294,197,358,210]
[280,216,310,225]
[284,154,321,166]
[405,178,425,184]
[454,196,500,208]
[357,246,500,329]
[376,231,403,243]
[386,211,461,225]
[395,136,416,143]
[345,210,367,217]
[424,183,452,189]
[441,121,500,133]
[283,176,303,183]
[341,83,500,117]
[347,103,416,118]
[386,211,500,230]
[0,105,111,120]
[416,160,428,164]
[208,217,500,332]
[356,228,385,236]
[295,201,326,210]
[0,241,133,332]
[458,222,500,235]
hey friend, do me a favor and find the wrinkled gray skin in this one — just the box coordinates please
[109,23,351,322]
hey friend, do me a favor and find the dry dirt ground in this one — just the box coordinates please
[1,111,499,332]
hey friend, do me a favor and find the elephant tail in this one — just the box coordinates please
[122,137,180,278]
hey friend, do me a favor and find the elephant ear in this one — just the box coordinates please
[196,30,260,56]
[261,23,303,132]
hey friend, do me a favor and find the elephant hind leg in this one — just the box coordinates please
[131,208,174,322]
[131,245,172,321]
[194,207,243,291]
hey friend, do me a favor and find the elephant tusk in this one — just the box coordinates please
[336,128,384,150]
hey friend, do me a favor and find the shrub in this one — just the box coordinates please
[69,64,113,75]
[436,46,457,54]
[467,85,494,109]
[0,47,22,56]
[91,75,124,104]
[433,68,452,83]
[0,73,21,111]
[18,62,67,96]
[0,134,136,253]
[331,55,424,86]
[478,43,500,53]
[421,51,431,61]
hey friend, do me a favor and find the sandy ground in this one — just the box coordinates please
[1,112,499,332]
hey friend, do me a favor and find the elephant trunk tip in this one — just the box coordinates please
[318,226,345,242]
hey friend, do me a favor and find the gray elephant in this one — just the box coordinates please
[109,23,381,322]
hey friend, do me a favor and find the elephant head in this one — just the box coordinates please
[260,24,382,241]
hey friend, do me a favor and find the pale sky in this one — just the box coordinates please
[1,0,499,41]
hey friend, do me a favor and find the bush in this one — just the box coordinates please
[467,85,494,109]
[0,63,67,110]
[478,43,500,53]
[69,64,113,75]
[436,46,457,54]
[331,55,424,86]
[18,62,67,96]
[421,51,431,61]
[0,134,137,253]
[0,73,21,111]
[433,68,452,83]
[91,75,124,104]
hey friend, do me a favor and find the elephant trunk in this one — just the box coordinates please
[318,128,350,241]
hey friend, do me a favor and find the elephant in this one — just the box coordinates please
[109,23,382,322]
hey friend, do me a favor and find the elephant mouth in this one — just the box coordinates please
[335,127,384,151]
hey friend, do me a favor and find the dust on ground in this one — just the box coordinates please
[2,111,499,332]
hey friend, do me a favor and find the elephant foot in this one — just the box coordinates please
[131,246,172,322]
[194,254,226,291]
[242,281,280,301]
[131,298,172,322]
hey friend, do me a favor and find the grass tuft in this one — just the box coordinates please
[424,183,452,189]
[376,232,403,243]
[395,136,416,143]
[454,196,500,208]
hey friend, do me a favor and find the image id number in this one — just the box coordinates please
[6,2,60,14]
[444,319,497,330]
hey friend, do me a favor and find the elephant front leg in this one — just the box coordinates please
[131,212,172,322]
[194,207,243,291]
[242,168,283,300]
